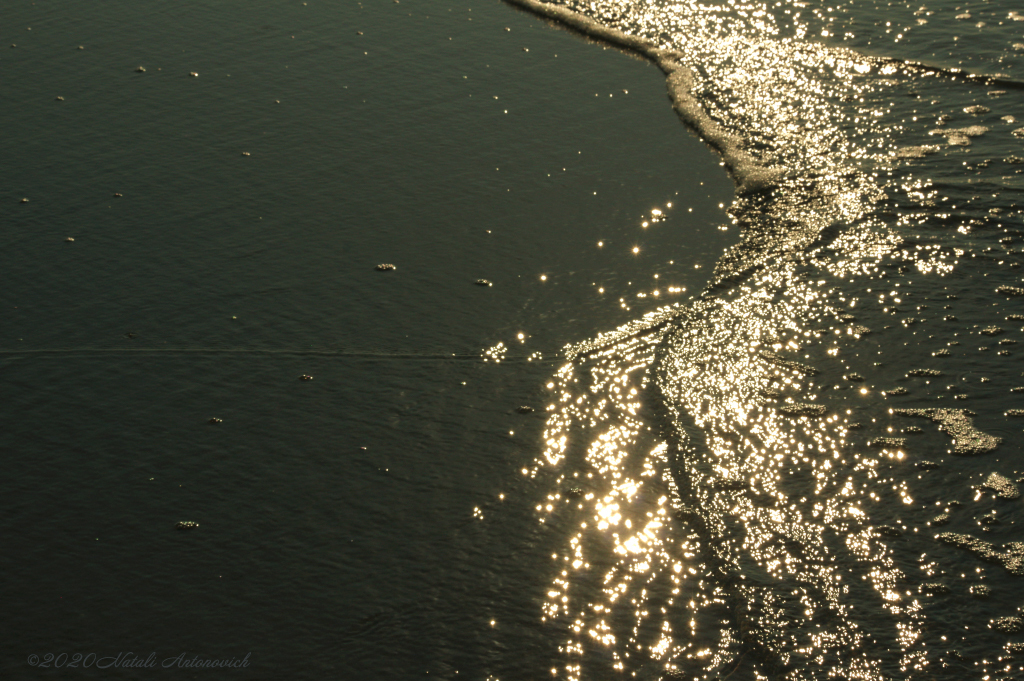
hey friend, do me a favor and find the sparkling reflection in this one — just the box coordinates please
[507,0,1024,678]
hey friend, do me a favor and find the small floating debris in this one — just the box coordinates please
[19,198,29,203]
[712,477,746,491]
[980,472,1020,499]
[64,237,74,242]
[1013,128,1024,137]
[907,368,942,377]
[208,417,222,424]
[970,584,991,598]
[113,192,122,198]
[516,405,535,414]
[917,460,940,470]
[936,532,1024,574]
[759,350,817,375]
[988,91,1007,97]
[876,525,903,538]
[999,339,1016,345]
[673,505,699,521]
[870,437,906,448]
[903,426,923,434]
[375,263,396,271]
[844,373,865,382]
[299,374,313,381]
[1008,314,1024,321]
[933,348,951,356]
[931,513,951,525]
[175,521,199,530]
[1006,156,1024,164]
[241,152,250,156]
[55,96,64,101]
[847,422,863,430]
[884,387,909,396]
[994,617,1024,634]
[895,145,940,159]
[849,325,871,336]
[894,408,999,455]
[837,313,856,322]
[964,104,990,115]
[778,403,827,418]
[955,12,971,19]
[919,582,949,595]
[475,279,492,287]
[980,326,1005,336]
[135,66,146,72]
[189,71,199,77]
[1006,409,1024,417]
[931,125,988,139]
[565,487,583,498]
[760,387,782,399]
[996,285,1024,296]
[974,509,999,524]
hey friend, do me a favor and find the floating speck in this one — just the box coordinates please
[475,279,492,287]
[375,263,396,271]
[980,472,1020,499]
[993,617,1024,634]
[919,582,949,595]
[778,403,827,417]
[135,66,146,72]
[175,521,199,530]
[208,417,223,424]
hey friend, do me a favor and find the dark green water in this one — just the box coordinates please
[0,1,735,679]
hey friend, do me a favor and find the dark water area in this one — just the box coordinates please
[0,1,735,680]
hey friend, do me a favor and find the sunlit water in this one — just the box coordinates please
[510,0,1024,679]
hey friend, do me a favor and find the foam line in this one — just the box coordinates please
[503,0,782,195]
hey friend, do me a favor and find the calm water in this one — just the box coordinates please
[2,0,1024,679]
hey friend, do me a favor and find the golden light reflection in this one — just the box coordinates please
[506,0,1024,678]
